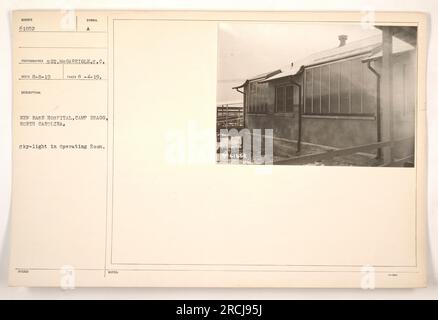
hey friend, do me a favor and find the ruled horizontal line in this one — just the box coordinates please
[18,62,105,65]
[18,79,107,81]
[19,30,106,33]
[18,46,107,49]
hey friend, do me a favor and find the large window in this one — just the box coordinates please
[304,58,377,116]
[247,81,268,114]
[275,85,298,113]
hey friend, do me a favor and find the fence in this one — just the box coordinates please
[217,102,244,130]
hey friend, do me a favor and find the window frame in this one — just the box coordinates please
[247,80,268,114]
[303,56,376,117]
[275,84,295,114]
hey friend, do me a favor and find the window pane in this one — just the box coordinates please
[256,86,261,112]
[351,59,362,114]
[329,62,340,113]
[249,82,255,113]
[339,60,351,114]
[262,83,268,113]
[293,85,299,111]
[320,65,330,114]
[246,84,250,113]
[313,67,321,113]
[305,69,312,114]
[276,86,285,113]
[286,86,293,112]
[363,62,377,114]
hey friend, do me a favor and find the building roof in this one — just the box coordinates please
[253,34,415,83]
[232,69,281,89]
[362,37,414,61]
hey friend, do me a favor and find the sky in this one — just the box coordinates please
[217,22,381,103]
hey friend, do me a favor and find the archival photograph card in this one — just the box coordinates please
[9,11,427,288]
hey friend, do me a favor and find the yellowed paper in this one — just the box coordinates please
[9,10,427,287]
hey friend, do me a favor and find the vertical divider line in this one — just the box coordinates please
[104,15,109,277]
[111,18,115,266]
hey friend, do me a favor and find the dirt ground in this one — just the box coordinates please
[285,143,381,167]
[216,140,382,166]
[303,153,381,167]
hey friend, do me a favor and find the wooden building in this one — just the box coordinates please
[233,27,417,165]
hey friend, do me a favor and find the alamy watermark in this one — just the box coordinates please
[219,128,273,165]
[164,122,273,165]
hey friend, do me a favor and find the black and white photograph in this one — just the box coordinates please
[217,22,417,166]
